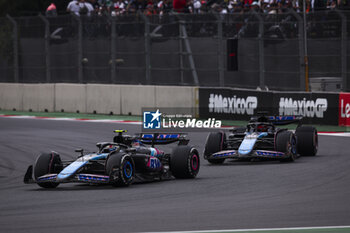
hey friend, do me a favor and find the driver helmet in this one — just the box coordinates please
[257,124,269,132]
[103,144,118,153]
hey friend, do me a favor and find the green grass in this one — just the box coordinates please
[1,110,349,132]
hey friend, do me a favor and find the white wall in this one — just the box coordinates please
[0,83,197,115]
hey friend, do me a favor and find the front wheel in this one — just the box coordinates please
[276,131,297,162]
[204,132,226,164]
[34,152,62,188]
[170,145,200,179]
[106,152,134,187]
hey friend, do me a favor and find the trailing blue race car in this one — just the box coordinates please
[204,116,318,164]
[24,130,200,188]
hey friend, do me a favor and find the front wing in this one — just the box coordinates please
[24,165,110,185]
[207,149,289,160]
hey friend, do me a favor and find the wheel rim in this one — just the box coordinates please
[123,161,133,179]
[191,154,199,171]
[291,135,297,155]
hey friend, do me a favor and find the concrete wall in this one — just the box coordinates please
[22,84,55,112]
[55,84,87,113]
[86,84,121,115]
[120,85,156,115]
[0,83,23,111]
[0,83,197,115]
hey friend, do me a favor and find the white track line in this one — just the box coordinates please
[319,132,350,137]
[145,225,350,233]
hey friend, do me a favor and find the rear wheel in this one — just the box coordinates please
[276,131,297,162]
[170,145,200,179]
[34,152,62,188]
[296,126,318,156]
[204,132,226,164]
[106,152,134,187]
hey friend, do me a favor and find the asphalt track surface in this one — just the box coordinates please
[0,118,349,233]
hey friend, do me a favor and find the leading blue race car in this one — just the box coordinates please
[24,130,200,188]
[204,115,318,164]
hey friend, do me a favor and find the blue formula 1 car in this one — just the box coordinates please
[204,115,318,164]
[24,130,200,188]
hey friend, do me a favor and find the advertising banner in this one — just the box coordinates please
[339,93,350,126]
[199,87,340,125]
[274,92,339,125]
[198,88,273,121]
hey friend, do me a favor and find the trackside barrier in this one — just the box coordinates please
[55,84,87,113]
[155,86,197,117]
[0,83,197,117]
[86,84,121,115]
[339,93,350,126]
[22,84,55,112]
[0,83,23,111]
[120,85,156,115]
[199,87,344,126]
[1,83,349,126]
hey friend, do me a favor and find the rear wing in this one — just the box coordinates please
[268,116,303,125]
[137,133,189,146]
[250,115,303,126]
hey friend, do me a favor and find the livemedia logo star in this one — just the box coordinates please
[143,109,162,129]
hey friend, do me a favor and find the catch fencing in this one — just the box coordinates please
[0,11,349,91]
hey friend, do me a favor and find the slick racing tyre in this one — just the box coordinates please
[296,126,318,156]
[34,152,62,188]
[170,145,200,179]
[204,131,226,164]
[276,131,297,162]
[106,152,134,187]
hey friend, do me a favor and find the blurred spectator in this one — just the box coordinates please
[230,1,243,13]
[144,3,157,15]
[327,0,337,9]
[243,0,253,9]
[250,1,263,12]
[268,2,278,14]
[260,0,270,13]
[67,0,81,16]
[193,0,202,13]
[67,0,94,16]
[243,2,251,12]
[59,0,349,17]
[158,0,173,15]
[173,0,188,12]
[126,0,147,14]
[292,0,301,12]
[79,0,94,16]
[46,3,57,17]
[112,0,127,16]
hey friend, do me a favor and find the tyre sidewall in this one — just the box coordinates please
[296,126,318,156]
[33,152,61,188]
[170,145,200,179]
[276,131,297,162]
[204,131,226,164]
[106,152,134,186]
